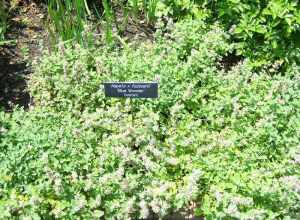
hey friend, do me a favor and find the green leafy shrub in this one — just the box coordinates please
[154,0,209,20]
[201,0,300,69]
[2,19,300,219]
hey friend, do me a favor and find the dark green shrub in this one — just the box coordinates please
[202,0,300,69]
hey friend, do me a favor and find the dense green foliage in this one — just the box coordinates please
[203,0,300,68]
[1,20,300,219]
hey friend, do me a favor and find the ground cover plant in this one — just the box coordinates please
[1,18,300,219]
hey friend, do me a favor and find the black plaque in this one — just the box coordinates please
[104,82,158,98]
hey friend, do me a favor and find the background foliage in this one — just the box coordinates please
[202,0,300,69]
[0,0,8,42]
[44,0,300,70]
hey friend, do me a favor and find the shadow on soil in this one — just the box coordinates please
[0,1,45,111]
[0,55,31,111]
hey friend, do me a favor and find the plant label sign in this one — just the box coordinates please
[104,82,158,98]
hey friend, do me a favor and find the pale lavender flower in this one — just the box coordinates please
[51,207,64,219]
[104,187,113,195]
[189,169,202,182]
[139,200,150,219]
[29,195,40,206]
[0,127,7,133]
[154,74,161,82]
[116,146,131,160]
[166,157,179,166]
[95,195,102,206]
[73,194,87,213]
[115,167,125,179]
[120,179,130,192]
[151,183,170,196]
[178,169,202,200]
[63,61,68,80]
[229,25,236,34]
[141,154,156,171]
[149,138,156,146]
[231,196,253,206]
[41,152,48,162]
[185,184,196,199]
[152,125,159,132]
[220,139,233,148]
[155,18,164,30]
[170,103,184,116]
[226,203,238,216]
[166,18,174,31]
[293,154,300,164]
[281,176,300,193]
[150,200,160,214]
[71,171,78,183]
[73,128,81,137]
[183,85,193,100]
[58,41,65,55]
[214,191,223,204]
[95,58,104,74]
[123,198,135,215]
[93,210,104,218]
[149,146,162,159]
[74,61,84,76]
[54,177,62,195]
[84,178,93,192]
[182,138,192,147]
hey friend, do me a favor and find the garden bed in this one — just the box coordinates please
[0,1,299,219]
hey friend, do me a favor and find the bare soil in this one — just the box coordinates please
[0,2,46,111]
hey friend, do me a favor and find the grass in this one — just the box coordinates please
[46,0,161,46]
[0,0,8,41]
[47,0,87,44]
[143,0,158,23]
